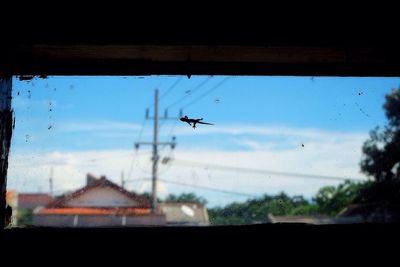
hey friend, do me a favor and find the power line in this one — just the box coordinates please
[166,76,212,110]
[182,77,231,109]
[9,152,150,167]
[123,178,150,184]
[158,178,257,198]
[156,119,179,177]
[85,152,148,163]
[127,115,149,181]
[173,158,366,182]
[136,117,147,143]
[159,77,183,101]
[159,76,212,131]
[167,118,179,137]
[127,154,136,181]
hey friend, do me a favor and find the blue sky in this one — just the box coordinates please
[7,75,400,207]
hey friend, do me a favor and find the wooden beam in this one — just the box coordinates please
[0,76,12,229]
[1,45,400,76]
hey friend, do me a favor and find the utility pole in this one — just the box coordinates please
[121,171,125,188]
[152,88,159,214]
[135,89,177,214]
[49,167,54,197]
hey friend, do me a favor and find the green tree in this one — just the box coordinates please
[314,181,369,216]
[290,204,319,215]
[208,193,318,225]
[208,208,246,225]
[139,192,161,203]
[17,209,34,226]
[209,182,371,225]
[165,193,207,204]
[359,88,400,203]
[361,89,400,182]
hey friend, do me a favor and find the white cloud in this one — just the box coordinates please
[6,124,371,207]
[57,121,142,133]
[165,123,367,141]
[12,98,52,110]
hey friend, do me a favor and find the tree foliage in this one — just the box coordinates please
[315,181,369,216]
[17,209,33,226]
[209,192,319,225]
[139,192,207,204]
[360,89,400,182]
[165,193,207,204]
[359,89,400,203]
[209,182,367,225]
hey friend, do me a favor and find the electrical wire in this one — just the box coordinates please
[158,178,257,198]
[182,76,231,109]
[159,77,183,101]
[166,76,212,110]
[172,158,366,182]
[128,117,149,180]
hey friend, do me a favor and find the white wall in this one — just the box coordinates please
[66,187,139,207]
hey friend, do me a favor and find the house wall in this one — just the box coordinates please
[19,202,49,210]
[66,187,140,207]
[125,215,166,226]
[33,215,76,227]
[18,196,52,209]
[33,214,166,227]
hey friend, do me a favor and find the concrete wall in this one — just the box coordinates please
[33,215,76,227]
[159,203,210,225]
[33,214,166,227]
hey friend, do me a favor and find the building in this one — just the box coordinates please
[9,192,53,226]
[268,214,333,224]
[335,202,400,223]
[33,173,166,227]
[18,193,53,210]
[5,190,18,226]
[159,202,209,226]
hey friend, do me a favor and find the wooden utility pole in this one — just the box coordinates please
[121,171,125,188]
[49,167,54,197]
[135,89,177,214]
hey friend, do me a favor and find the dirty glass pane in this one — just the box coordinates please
[6,75,400,227]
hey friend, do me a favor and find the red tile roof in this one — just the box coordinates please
[18,193,53,204]
[18,193,52,202]
[47,175,151,208]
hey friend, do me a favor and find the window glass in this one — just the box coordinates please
[7,75,400,227]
